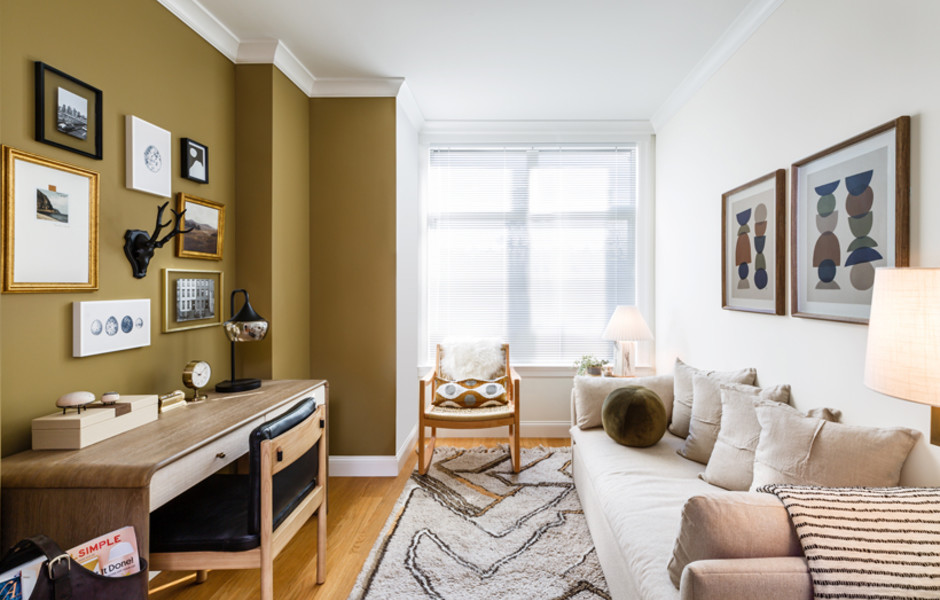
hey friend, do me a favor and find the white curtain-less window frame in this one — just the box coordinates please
[426,142,643,366]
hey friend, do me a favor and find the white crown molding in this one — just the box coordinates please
[420,120,653,144]
[237,39,317,96]
[154,0,240,60]
[310,77,405,98]
[650,0,785,132]
[397,81,426,131]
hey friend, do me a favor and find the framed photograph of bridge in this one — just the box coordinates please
[176,193,224,260]
[2,146,99,293]
[34,61,103,160]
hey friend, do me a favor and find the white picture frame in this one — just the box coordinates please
[125,115,171,197]
[73,299,151,357]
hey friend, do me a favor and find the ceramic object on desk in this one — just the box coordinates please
[101,391,120,405]
[56,391,95,413]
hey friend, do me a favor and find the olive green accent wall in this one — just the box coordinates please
[0,0,236,456]
[310,98,397,456]
[233,64,311,382]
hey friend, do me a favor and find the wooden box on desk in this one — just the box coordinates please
[32,395,159,450]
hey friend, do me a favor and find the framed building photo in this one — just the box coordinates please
[791,116,910,324]
[2,146,99,293]
[722,169,786,315]
[176,193,224,260]
[34,61,103,160]
[126,115,171,197]
[180,138,208,183]
[162,268,223,333]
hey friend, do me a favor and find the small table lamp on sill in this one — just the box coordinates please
[215,289,269,394]
[602,306,653,376]
[864,268,940,446]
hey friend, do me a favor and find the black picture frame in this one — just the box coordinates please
[34,62,103,160]
[180,138,209,184]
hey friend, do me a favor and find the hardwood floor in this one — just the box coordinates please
[148,437,570,599]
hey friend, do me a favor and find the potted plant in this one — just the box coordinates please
[574,355,609,376]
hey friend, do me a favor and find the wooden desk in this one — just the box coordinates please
[1,379,328,560]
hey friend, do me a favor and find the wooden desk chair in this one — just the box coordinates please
[149,397,326,600]
[418,341,521,475]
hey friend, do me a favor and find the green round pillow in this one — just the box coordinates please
[601,385,667,447]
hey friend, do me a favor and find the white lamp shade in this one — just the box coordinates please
[602,306,653,342]
[864,268,940,408]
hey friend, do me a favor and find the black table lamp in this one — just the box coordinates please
[216,289,269,393]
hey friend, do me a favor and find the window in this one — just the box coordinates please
[426,143,639,365]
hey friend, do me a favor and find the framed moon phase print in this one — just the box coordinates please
[73,299,150,357]
[181,138,208,183]
[791,116,910,324]
[126,115,171,197]
[722,169,786,315]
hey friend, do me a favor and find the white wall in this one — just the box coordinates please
[655,0,940,485]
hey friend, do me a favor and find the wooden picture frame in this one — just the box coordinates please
[34,62,103,160]
[791,116,910,324]
[162,268,223,333]
[176,193,224,260]
[180,138,208,183]
[2,146,99,293]
[722,169,786,315]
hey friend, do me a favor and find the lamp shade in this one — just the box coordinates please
[864,268,940,407]
[602,306,653,342]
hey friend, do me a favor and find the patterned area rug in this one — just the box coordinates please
[348,445,610,600]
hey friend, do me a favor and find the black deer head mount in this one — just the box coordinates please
[123,201,194,278]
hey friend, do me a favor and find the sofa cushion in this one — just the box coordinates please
[602,386,667,447]
[667,492,800,588]
[669,359,755,438]
[573,374,674,430]
[679,557,812,600]
[699,383,790,489]
[750,402,920,489]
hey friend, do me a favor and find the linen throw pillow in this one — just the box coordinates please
[433,376,508,408]
[699,383,791,489]
[669,358,756,438]
[750,402,920,490]
[680,378,790,466]
[573,374,674,429]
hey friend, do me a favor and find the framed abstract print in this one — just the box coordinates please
[722,169,786,314]
[791,116,910,324]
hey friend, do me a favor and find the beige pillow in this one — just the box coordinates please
[669,358,756,438]
[700,383,791,489]
[667,492,800,588]
[572,374,674,430]
[750,402,920,490]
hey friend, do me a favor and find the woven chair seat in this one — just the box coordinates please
[425,403,514,422]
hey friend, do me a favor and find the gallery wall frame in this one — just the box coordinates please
[791,116,910,324]
[176,193,224,260]
[2,146,99,293]
[722,169,786,315]
[126,115,171,197]
[73,299,150,357]
[162,268,223,333]
[180,138,208,184]
[35,61,103,160]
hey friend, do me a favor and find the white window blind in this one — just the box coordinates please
[427,144,638,365]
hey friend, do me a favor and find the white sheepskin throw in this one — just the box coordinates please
[440,337,505,380]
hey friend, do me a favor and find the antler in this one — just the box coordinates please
[149,201,194,249]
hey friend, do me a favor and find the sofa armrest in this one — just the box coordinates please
[680,557,812,600]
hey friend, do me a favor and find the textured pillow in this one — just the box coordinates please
[573,374,674,430]
[750,402,920,490]
[700,383,791,490]
[667,492,800,588]
[601,386,667,447]
[681,378,790,465]
[433,376,508,408]
[669,358,756,438]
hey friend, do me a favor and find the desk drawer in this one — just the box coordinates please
[149,417,263,511]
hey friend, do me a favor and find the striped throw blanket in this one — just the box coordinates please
[760,485,940,600]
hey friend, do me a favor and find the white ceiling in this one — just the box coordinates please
[190,0,771,124]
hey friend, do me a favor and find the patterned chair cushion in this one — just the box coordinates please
[433,376,509,408]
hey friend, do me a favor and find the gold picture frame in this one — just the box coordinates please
[162,268,223,333]
[2,146,99,293]
[176,193,224,260]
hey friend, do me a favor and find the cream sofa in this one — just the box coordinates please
[570,375,812,600]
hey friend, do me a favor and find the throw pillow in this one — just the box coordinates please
[601,386,667,447]
[680,378,789,465]
[573,374,674,430]
[439,337,505,380]
[700,383,791,490]
[433,376,508,408]
[750,402,920,490]
[669,358,756,438]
